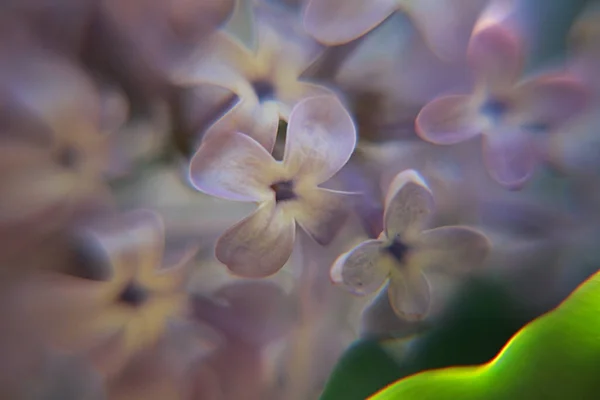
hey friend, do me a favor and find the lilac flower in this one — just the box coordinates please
[189,95,356,277]
[15,210,202,377]
[331,170,490,320]
[416,23,588,189]
[175,20,331,152]
[303,0,488,60]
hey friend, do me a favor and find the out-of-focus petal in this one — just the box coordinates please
[468,23,522,90]
[275,82,335,120]
[283,95,356,184]
[330,239,389,295]
[415,226,491,275]
[215,201,295,277]
[292,187,351,246]
[388,268,431,320]
[383,170,434,239]
[174,59,252,95]
[483,127,537,189]
[516,75,589,129]
[87,210,165,281]
[416,95,482,145]
[202,99,280,153]
[303,0,397,46]
[189,131,279,202]
[193,280,295,345]
[404,0,488,61]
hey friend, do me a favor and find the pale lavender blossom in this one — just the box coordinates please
[189,95,356,277]
[331,170,490,320]
[416,22,588,189]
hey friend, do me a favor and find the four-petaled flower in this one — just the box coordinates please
[189,95,356,278]
[416,22,588,189]
[331,169,490,320]
[176,19,331,152]
[303,0,488,60]
[19,210,199,375]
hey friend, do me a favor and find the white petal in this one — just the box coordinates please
[283,95,356,184]
[383,170,434,239]
[215,201,296,278]
[189,131,279,202]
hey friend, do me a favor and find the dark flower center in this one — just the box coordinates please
[119,281,149,307]
[56,146,79,169]
[252,80,275,102]
[270,180,296,203]
[384,237,411,264]
[481,98,510,121]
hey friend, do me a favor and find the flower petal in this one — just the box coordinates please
[516,75,589,130]
[468,23,522,89]
[303,0,397,46]
[483,127,537,189]
[215,201,296,278]
[383,170,434,239]
[388,269,431,320]
[415,226,491,275]
[202,99,280,153]
[189,131,278,202]
[283,95,356,184]
[292,187,351,246]
[416,95,482,145]
[330,239,389,295]
[403,0,488,61]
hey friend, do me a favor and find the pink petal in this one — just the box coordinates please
[388,269,431,320]
[293,187,351,246]
[383,170,435,239]
[202,99,280,153]
[483,127,538,189]
[416,95,482,145]
[283,95,356,184]
[189,131,278,202]
[415,226,491,275]
[215,201,296,278]
[404,0,488,61]
[516,75,589,130]
[330,239,389,295]
[303,0,397,46]
[468,23,522,89]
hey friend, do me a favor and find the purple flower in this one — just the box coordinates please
[416,23,588,189]
[189,95,356,277]
[331,170,490,320]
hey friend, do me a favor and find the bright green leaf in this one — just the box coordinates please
[372,269,600,400]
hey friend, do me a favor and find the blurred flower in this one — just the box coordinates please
[189,95,356,277]
[0,48,114,267]
[191,280,295,400]
[416,22,588,189]
[175,16,330,151]
[0,0,96,55]
[15,210,204,377]
[87,0,235,100]
[331,170,490,320]
[303,0,488,60]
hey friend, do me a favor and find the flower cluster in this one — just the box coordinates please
[0,0,596,398]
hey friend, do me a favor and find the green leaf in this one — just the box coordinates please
[320,279,530,400]
[319,338,406,400]
[372,269,600,400]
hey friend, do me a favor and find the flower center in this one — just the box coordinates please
[119,281,149,307]
[56,146,79,169]
[384,237,411,264]
[251,80,275,102]
[270,180,296,203]
[480,98,510,121]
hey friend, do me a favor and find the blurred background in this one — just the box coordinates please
[0,0,599,399]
